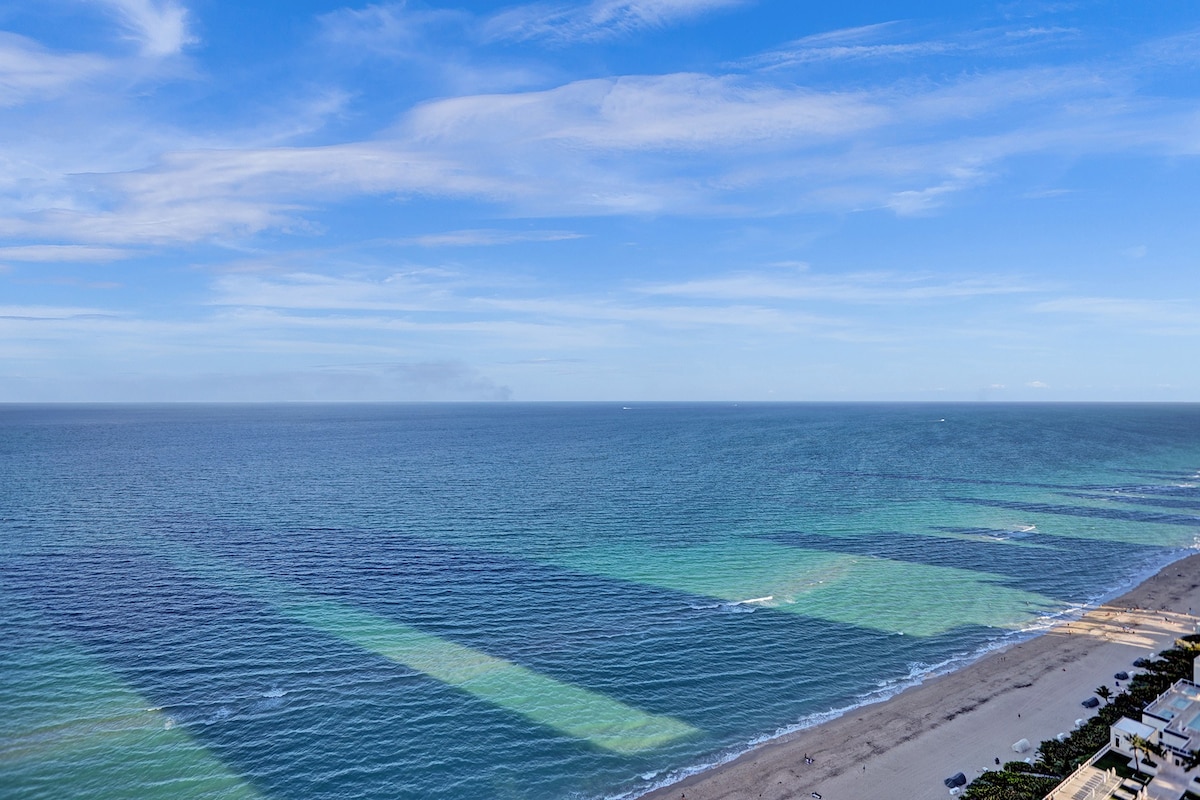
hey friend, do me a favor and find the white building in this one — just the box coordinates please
[1046,655,1200,800]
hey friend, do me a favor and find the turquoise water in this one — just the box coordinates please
[2,402,1198,799]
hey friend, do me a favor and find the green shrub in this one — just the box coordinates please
[961,768,1059,799]
[961,639,1198,800]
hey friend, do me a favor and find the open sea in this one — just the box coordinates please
[2,402,1199,800]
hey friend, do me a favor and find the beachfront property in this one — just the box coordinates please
[1045,658,1200,800]
[1132,660,1200,769]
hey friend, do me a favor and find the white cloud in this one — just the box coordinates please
[209,271,448,312]
[1032,296,1197,327]
[203,269,850,338]
[640,269,1039,303]
[0,142,514,244]
[396,229,586,247]
[0,32,108,107]
[740,21,1083,71]
[741,23,957,69]
[484,0,748,43]
[0,245,131,262]
[318,2,469,56]
[0,304,120,320]
[404,73,887,150]
[93,0,195,56]
[1137,27,1200,67]
[6,30,1200,246]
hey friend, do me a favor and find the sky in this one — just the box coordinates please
[1,0,1199,402]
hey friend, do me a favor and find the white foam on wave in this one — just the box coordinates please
[612,546,1200,800]
[685,602,721,611]
[717,603,756,614]
[603,643,1006,800]
[262,687,286,698]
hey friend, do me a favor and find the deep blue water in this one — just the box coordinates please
[2,403,1198,800]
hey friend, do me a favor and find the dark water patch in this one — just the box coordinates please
[5,403,1200,800]
[1054,491,1200,512]
[0,547,629,800]
[948,496,1200,526]
[752,529,1171,600]
[194,526,960,741]
[1111,468,1200,479]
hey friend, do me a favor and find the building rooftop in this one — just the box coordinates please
[1114,717,1158,740]
[1144,679,1200,755]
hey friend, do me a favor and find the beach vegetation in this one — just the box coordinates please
[960,762,1060,799]
[963,638,1200,799]
[1095,684,1113,704]
[1126,733,1162,774]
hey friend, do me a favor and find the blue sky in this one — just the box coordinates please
[2,0,1198,401]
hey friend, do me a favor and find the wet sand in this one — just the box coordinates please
[641,552,1200,800]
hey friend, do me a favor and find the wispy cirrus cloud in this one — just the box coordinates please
[0,245,131,262]
[640,268,1041,304]
[5,10,1200,252]
[205,269,846,336]
[1032,296,1200,329]
[318,2,469,57]
[483,0,749,43]
[403,72,887,150]
[739,23,957,69]
[91,0,195,56]
[738,20,1082,71]
[0,142,514,244]
[395,229,586,247]
[0,32,108,106]
[3,60,1186,244]
[0,304,122,320]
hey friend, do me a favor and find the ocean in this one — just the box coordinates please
[2,402,1198,800]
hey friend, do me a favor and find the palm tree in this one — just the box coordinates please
[1127,734,1162,774]
[1095,685,1113,704]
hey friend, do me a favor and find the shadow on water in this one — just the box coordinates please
[948,495,1200,526]
[1054,491,1200,512]
[1,540,1018,800]
[196,526,951,721]
[752,528,1176,600]
[5,403,1199,800]
[2,548,595,800]
[779,467,1100,492]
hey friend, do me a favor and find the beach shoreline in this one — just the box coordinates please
[638,550,1200,800]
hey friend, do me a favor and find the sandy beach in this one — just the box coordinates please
[642,552,1200,800]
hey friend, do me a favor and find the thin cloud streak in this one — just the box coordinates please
[0,32,108,106]
[94,0,195,56]
[396,229,586,247]
[640,270,1042,303]
[0,245,131,262]
[483,0,749,43]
